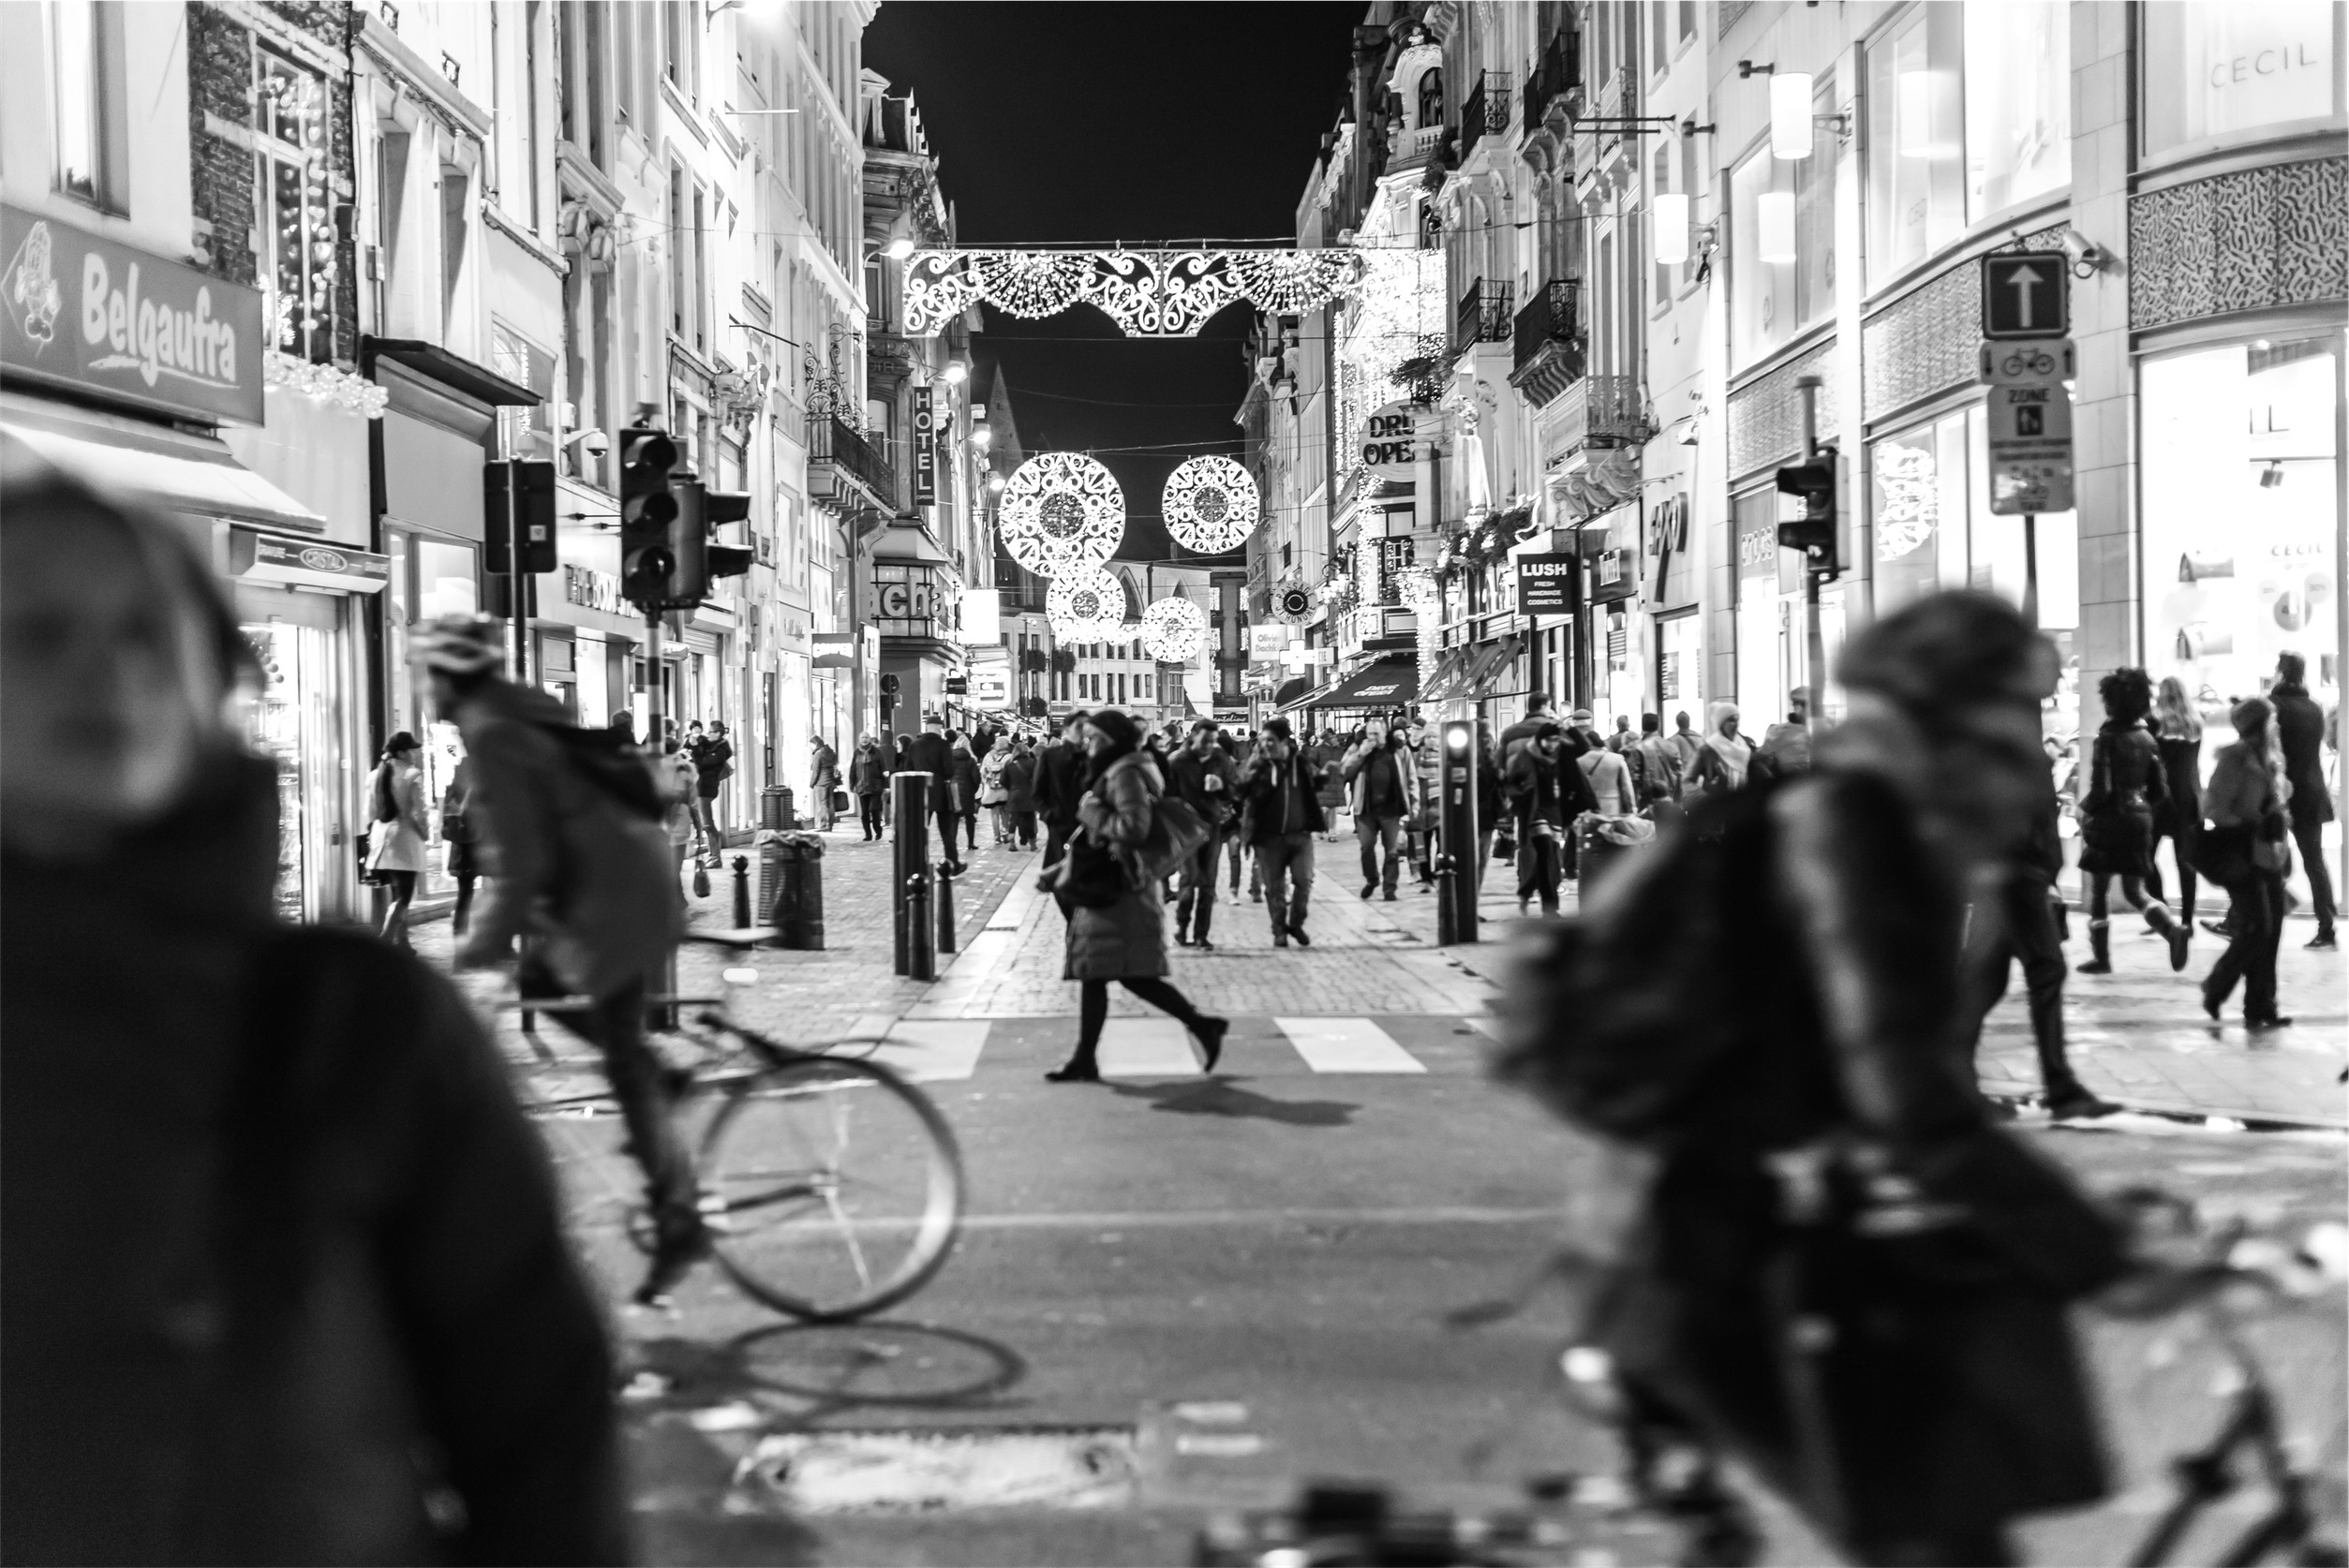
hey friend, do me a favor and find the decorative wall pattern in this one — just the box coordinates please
[1863,225,2065,424]
[2130,158,2348,331]
[1727,340,1838,481]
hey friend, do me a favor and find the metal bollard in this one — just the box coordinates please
[773,834,826,950]
[894,773,933,979]
[936,859,958,954]
[732,854,752,929]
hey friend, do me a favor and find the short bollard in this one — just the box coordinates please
[772,833,826,950]
[731,854,752,929]
[936,860,959,954]
[893,773,933,979]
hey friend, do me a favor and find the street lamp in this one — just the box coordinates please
[942,359,968,385]
[884,235,915,261]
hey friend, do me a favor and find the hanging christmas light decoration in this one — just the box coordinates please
[1161,455,1261,554]
[902,248,1363,337]
[998,452,1124,578]
[1141,595,1209,662]
[1048,566,1128,643]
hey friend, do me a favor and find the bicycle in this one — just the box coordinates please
[499,939,965,1324]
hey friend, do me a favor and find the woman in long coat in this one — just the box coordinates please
[365,732,431,947]
[2148,675,2204,926]
[2074,667,2191,973]
[2199,696,2295,1028]
[1047,709,1228,1082]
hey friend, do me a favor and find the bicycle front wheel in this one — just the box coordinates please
[698,1056,964,1321]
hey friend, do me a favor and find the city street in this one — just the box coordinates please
[424,828,2349,1566]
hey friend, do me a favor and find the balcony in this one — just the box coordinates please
[1452,278,1513,357]
[1461,71,1512,147]
[1387,121,1447,173]
[807,414,897,525]
[1508,278,1584,407]
[1584,375,1656,449]
[1521,33,1579,139]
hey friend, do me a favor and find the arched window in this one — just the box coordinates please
[1417,68,1444,130]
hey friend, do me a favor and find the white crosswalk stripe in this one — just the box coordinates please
[1095,1018,1204,1077]
[1273,1017,1428,1073]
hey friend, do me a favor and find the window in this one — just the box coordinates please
[691,185,708,352]
[1866,4,2070,286]
[1728,99,1835,370]
[1649,0,1668,75]
[491,323,554,461]
[440,164,469,340]
[668,166,687,335]
[1418,67,1443,127]
[563,257,607,482]
[50,0,125,210]
[1651,145,1673,303]
[1678,1,1696,43]
[259,49,334,358]
[2143,1,2344,156]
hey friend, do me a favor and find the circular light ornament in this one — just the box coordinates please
[1048,567,1127,643]
[1162,455,1261,554]
[999,451,1124,578]
[1141,596,1209,662]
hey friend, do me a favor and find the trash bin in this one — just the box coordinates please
[761,785,791,830]
[766,830,826,950]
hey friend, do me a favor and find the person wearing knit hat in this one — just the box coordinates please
[1045,710,1229,1083]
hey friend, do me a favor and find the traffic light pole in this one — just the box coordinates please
[1796,374,1828,739]
[647,602,676,1029]
[2021,513,2040,629]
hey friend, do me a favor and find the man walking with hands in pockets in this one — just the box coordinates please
[1239,717,1326,946]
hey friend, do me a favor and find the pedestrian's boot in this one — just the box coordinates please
[1045,1050,1101,1083]
[2144,900,2192,971]
[1174,909,1193,947]
[2075,918,2112,974]
[1193,901,1214,953]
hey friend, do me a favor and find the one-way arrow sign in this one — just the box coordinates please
[1982,251,2070,339]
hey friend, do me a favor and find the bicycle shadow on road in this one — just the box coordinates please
[1107,1078,1360,1127]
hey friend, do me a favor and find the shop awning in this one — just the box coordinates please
[3,410,325,534]
[1463,633,1526,698]
[1419,647,1470,703]
[1288,658,1419,713]
[1272,676,1310,708]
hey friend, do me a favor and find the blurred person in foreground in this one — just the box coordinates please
[1497,593,2159,1567]
[416,615,698,1304]
[0,448,627,1563]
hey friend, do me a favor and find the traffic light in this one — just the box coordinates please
[662,481,756,608]
[483,460,558,573]
[1775,450,1839,578]
[618,424,679,614]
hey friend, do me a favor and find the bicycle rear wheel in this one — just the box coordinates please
[698,1056,963,1321]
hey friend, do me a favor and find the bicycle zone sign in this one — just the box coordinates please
[1977,335,2078,515]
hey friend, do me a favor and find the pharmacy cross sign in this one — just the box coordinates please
[1981,252,2070,340]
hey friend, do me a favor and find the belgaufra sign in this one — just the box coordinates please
[0,201,265,426]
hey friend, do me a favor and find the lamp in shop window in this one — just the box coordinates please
[1770,71,1814,158]
[1653,192,1692,266]
[2260,461,2284,490]
[1757,190,1797,264]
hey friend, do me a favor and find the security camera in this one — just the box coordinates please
[565,427,611,458]
[2059,228,2104,277]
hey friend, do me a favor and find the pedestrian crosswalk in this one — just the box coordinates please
[839,1015,1486,1081]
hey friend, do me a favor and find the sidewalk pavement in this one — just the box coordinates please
[1335,828,2348,1131]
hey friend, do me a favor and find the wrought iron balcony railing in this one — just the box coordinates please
[1453,277,1514,355]
[1511,279,1580,373]
[807,414,897,509]
[1461,71,1512,146]
[1584,374,1656,449]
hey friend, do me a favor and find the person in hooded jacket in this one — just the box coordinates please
[1046,711,1229,1081]
[0,451,627,1564]
[1504,721,1593,914]
[851,733,889,840]
[1682,702,1753,804]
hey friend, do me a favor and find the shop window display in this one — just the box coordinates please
[239,614,347,924]
[386,529,482,899]
[2142,337,2341,737]
[2143,0,2344,157]
[1866,2,2071,288]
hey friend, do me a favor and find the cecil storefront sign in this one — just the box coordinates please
[1516,552,1579,614]
[1,202,264,426]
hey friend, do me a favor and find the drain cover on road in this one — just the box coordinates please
[736,1427,1137,1513]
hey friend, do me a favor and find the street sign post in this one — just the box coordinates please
[1981,252,2070,339]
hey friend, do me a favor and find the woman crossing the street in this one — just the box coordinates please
[1045,709,1229,1083]
[2199,696,2296,1029]
[365,731,430,948]
[2074,667,2193,974]
[2150,675,2204,929]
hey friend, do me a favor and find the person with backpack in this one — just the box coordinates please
[416,614,699,1305]
[364,732,430,948]
[1494,591,2163,1568]
[1044,711,1228,1082]
[2,462,626,1562]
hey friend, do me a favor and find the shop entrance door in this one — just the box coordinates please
[236,586,354,924]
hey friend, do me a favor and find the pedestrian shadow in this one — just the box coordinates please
[1107,1078,1360,1127]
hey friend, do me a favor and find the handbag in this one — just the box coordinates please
[1135,795,1212,882]
[2192,821,2258,889]
[831,788,850,813]
[1050,830,1126,909]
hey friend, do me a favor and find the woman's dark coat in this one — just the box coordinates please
[2078,719,2168,879]
[1,756,626,1563]
[1003,753,1037,815]
[1580,771,2125,1554]
[1064,751,1168,981]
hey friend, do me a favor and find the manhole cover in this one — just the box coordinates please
[737,1427,1137,1513]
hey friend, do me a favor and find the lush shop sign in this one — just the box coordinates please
[0,201,264,426]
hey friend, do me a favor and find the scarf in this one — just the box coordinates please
[1702,700,1752,787]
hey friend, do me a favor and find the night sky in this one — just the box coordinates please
[863,3,1365,566]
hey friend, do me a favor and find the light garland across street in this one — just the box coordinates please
[997,451,1124,578]
[902,248,1364,337]
[1162,455,1261,554]
[1140,594,1208,662]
